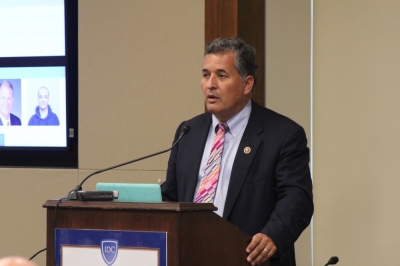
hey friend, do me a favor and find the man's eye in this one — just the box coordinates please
[203,73,210,78]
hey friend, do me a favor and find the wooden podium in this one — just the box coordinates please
[43,200,269,266]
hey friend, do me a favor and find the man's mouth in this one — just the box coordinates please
[207,94,219,100]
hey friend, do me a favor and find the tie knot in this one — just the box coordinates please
[218,122,228,132]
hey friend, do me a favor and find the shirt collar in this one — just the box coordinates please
[211,99,252,136]
[0,114,10,126]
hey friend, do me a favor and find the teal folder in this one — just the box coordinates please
[96,183,162,203]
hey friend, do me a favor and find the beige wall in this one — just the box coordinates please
[266,1,312,265]
[0,1,204,265]
[268,0,400,265]
[313,1,400,265]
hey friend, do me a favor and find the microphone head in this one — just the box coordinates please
[182,125,191,135]
[328,256,339,264]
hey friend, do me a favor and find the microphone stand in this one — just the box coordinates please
[66,126,191,199]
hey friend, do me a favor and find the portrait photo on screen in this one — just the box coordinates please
[0,79,22,126]
[25,78,61,126]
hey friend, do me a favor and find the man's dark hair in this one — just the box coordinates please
[204,37,258,85]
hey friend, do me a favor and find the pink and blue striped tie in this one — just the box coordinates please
[195,122,228,203]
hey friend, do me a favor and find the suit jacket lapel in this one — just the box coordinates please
[223,102,264,219]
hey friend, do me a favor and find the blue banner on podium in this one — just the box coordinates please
[55,229,167,266]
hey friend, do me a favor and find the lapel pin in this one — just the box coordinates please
[244,147,251,154]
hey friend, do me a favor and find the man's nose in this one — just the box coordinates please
[206,74,217,90]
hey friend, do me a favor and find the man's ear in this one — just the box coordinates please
[243,76,255,95]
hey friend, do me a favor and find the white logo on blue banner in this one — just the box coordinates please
[101,239,119,265]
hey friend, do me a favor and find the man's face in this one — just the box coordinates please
[38,88,49,111]
[201,52,253,122]
[0,85,14,118]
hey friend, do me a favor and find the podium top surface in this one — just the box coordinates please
[43,199,217,212]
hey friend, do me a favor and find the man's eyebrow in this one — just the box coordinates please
[202,68,228,73]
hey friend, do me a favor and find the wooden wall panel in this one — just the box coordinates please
[205,0,265,106]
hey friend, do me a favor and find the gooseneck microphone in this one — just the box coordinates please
[324,256,339,266]
[66,125,191,199]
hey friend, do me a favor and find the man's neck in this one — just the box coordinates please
[40,108,48,118]
[214,98,251,122]
[0,113,10,120]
